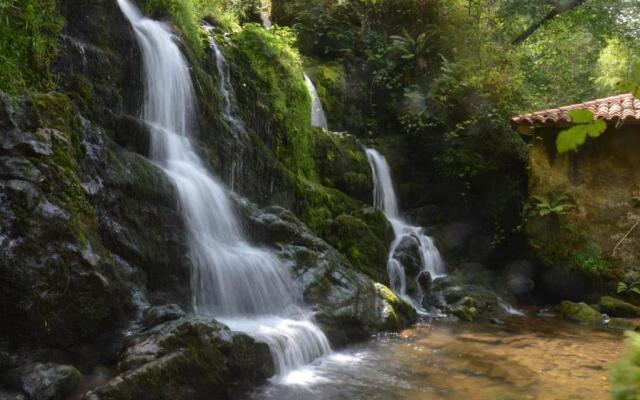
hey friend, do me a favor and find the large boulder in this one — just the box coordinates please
[19,363,81,400]
[238,201,416,346]
[85,316,273,400]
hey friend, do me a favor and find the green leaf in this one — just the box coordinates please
[630,287,640,296]
[568,109,594,124]
[618,282,628,293]
[556,125,588,153]
[586,119,607,138]
[530,195,548,204]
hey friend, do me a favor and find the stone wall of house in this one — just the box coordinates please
[527,125,640,283]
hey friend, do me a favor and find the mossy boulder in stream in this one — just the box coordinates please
[559,301,602,324]
[599,296,640,318]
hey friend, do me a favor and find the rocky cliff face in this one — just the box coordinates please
[0,1,414,398]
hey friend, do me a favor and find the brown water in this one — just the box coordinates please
[247,317,623,400]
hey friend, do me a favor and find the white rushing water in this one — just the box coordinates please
[117,0,330,379]
[304,74,328,129]
[365,148,445,308]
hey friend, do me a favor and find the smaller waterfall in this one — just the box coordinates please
[203,25,246,136]
[304,74,328,129]
[366,148,445,308]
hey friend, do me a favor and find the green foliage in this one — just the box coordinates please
[527,214,611,277]
[611,331,640,400]
[555,109,607,153]
[593,38,637,95]
[617,64,640,97]
[228,24,316,178]
[0,0,64,94]
[618,281,640,297]
[529,193,575,217]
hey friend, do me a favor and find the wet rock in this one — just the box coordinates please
[443,286,465,304]
[87,316,273,400]
[142,304,186,328]
[503,259,537,296]
[19,363,80,400]
[0,129,52,157]
[237,201,416,345]
[392,235,422,276]
[559,301,602,324]
[599,296,640,318]
[0,391,26,400]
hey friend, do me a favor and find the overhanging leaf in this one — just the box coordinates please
[586,119,607,138]
[568,108,594,124]
[556,125,588,153]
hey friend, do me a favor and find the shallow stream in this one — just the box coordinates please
[246,316,623,400]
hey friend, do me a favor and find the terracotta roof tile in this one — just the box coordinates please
[511,94,640,126]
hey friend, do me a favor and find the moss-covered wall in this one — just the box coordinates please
[526,125,640,279]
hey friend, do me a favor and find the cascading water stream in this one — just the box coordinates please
[365,148,445,309]
[203,24,246,136]
[303,74,328,129]
[117,0,330,378]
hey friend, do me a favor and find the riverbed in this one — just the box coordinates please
[246,316,623,400]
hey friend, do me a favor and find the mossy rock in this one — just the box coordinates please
[559,301,602,324]
[374,283,416,331]
[600,296,640,318]
[312,130,373,203]
[608,318,640,331]
[323,214,388,282]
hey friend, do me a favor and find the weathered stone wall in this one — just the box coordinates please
[527,125,640,280]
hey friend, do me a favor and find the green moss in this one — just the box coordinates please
[559,301,602,324]
[374,282,416,330]
[324,214,388,282]
[228,24,316,179]
[31,92,73,132]
[610,331,640,400]
[0,0,64,94]
[600,296,640,318]
[312,130,372,202]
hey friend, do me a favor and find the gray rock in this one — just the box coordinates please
[20,363,81,400]
[142,304,186,328]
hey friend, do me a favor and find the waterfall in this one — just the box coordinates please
[203,25,246,136]
[303,74,328,129]
[117,0,330,377]
[365,148,445,308]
